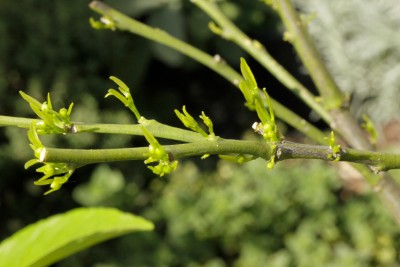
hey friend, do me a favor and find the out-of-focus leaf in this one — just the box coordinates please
[0,207,154,267]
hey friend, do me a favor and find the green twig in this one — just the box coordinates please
[88,0,326,144]
[89,1,239,85]
[0,115,204,143]
[0,115,36,128]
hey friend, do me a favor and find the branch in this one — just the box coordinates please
[0,115,204,143]
[41,139,268,165]
[88,1,327,144]
[38,140,400,174]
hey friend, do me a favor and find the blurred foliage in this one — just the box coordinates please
[295,0,400,125]
[62,160,400,266]
[1,0,400,266]
[72,164,125,206]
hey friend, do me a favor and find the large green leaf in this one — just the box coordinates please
[0,207,154,267]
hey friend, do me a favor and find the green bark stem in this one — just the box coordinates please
[0,115,204,143]
[278,142,400,173]
[40,139,400,175]
[41,139,271,165]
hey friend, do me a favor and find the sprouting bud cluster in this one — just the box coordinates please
[239,58,283,168]
[20,91,75,135]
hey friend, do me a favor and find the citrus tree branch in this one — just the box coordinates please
[88,0,326,144]
[39,139,400,173]
[70,1,385,189]
[42,139,271,165]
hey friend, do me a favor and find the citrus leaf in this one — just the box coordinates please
[0,207,154,267]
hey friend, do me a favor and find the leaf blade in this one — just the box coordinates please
[0,207,154,267]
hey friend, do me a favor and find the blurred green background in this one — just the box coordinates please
[1,0,400,266]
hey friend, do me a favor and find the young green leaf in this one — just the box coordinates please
[240,57,258,90]
[199,111,217,141]
[106,76,141,121]
[175,106,208,138]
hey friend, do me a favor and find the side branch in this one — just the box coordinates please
[88,1,327,144]
[89,1,239,84]
[273,0,343,109]
[0,115,204,143]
